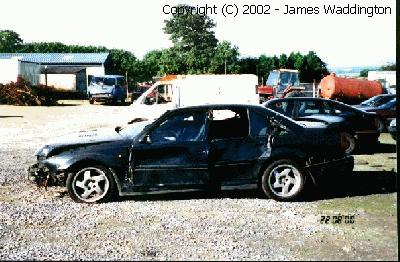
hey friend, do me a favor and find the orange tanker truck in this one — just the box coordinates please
[258,70,383,104]
[319,73,383,103]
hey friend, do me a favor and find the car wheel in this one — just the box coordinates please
[89,98,94,104]
[66,165,116,203]
[261,159,306,201]
[342,132,356,154]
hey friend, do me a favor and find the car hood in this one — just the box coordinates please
[35,120,151,158]
[34,128,125,157]
[47,128,123,147]
[88,84,114,95]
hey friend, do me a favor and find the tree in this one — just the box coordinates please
[163,4,218,73]
[137,50,163,81]
[359,69,370,77]
[19,42,69,53]
[0,30,23,52]
[380,63,396,71]
[287,52,303,70]
[158,48,185,75]
[298,51,329,82]
[104,49,139,88]
[210,41,240,74]
[20,41,108,53]
[278,54,288,68]
[238,57,258,75]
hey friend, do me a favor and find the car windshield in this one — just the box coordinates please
[91,77,117,86]
[118,120,152,138]
[280,72,298,85]
[103,78,116,86]
[266,72,279,86]
[360,95,395,107]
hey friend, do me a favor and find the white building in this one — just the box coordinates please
[0,57,40,85]
[368,70,396,94]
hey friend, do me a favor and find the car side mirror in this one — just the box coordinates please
[140,134,152,144]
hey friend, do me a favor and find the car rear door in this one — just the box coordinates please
[207,107,269,189]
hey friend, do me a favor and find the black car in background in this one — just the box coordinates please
[264,97,381,154]
[28,104,353,203]
[354,94,396,131]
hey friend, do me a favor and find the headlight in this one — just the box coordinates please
[34,145,53,160]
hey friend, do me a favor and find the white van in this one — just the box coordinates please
[130,74,259,120]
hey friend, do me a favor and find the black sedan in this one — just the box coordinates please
[29,104,353,203]
[354,94,396,131]
[264,97,381,154]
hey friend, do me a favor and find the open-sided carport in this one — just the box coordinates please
[0,53,109,93]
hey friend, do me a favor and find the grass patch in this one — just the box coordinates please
[317,194,397,215]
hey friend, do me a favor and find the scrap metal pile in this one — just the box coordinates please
[0,77,42,105]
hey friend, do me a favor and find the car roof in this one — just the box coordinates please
[375,94,396,97]
[172,104,266,111]
[263,97,374,115]
[92,75,124,78]
[265,97,332,102]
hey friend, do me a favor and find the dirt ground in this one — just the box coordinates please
[0,100,397,260]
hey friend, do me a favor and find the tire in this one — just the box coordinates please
[285,91,306,98]
[261,159,306,201]
[342,132,356,154]
[66,165,116,203]
[89,98,94,104]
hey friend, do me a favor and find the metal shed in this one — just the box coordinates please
[0,53,109,93]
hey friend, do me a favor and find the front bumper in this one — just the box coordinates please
[28,162,66,188]
[91,93,115,101]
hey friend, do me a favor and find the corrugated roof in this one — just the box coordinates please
[0,53,109,64]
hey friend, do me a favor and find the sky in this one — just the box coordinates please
[0,0,396,68]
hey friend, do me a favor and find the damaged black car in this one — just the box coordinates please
[28,104,354,203]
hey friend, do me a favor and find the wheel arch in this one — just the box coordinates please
[258,154,316,187]
[65,159,123,194]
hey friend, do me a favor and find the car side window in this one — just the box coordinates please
[149,111,207,143]
[249,110,269,137]
[269,101,293,117]
[298,101,327,116]
[322,101,336,114]
[207,109,249,140]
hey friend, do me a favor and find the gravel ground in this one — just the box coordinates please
[0,101,397,260]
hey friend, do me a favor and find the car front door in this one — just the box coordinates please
[128,110,210,193]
